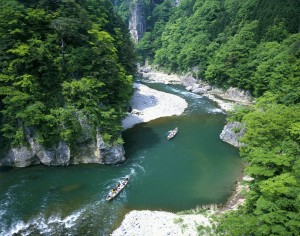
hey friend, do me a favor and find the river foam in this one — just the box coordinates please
[2,210,83,236]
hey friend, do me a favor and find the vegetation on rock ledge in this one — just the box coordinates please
[0,0,136,151]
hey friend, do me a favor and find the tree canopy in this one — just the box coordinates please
[136,0,300,99]
[130,0,300,234]
[0,0,136,150]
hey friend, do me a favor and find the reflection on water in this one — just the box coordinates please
[0,82,243,235]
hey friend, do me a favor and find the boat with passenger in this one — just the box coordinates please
[106,175,129,201]
[167,127,178,140]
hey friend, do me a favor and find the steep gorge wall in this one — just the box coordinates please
[0,132,125,167]
[129,0,146,42]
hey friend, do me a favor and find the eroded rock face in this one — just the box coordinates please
[102,145,125,164]
[40,142,71,166]
[1,147,40,167]
[97,134,126,164]
[180,75,197,87]
[0,133,126,167]
[223,87,252,103]
[220,122,246,148]
[129,0,146,42]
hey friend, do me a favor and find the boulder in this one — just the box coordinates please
[39,141,70,166]
[203,85,212,91]
[2,147,40,167]
[180,75,197,87]
[97,134,125,164]
[220,122,246,148]
[140,67,152,73]
[186,86,193,91]
[102,145,125,164]
[131,109,143,115]
[223,87,252,103]
[192,88,207,94]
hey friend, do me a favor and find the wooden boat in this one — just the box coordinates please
[106,175,129,201]
[167,127,178,140]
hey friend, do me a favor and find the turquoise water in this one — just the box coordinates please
[0,83,243,235]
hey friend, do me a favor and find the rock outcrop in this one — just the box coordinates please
[2,147,40,167]
[222,87,252,104]
[180,74,197,87]
[0,128,125,167]
[220,122,246,148]
[129,0,146,42]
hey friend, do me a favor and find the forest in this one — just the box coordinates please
[0,0,299,234]
[115,0,300,234]
[0,0,136,152]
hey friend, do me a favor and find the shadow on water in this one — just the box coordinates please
[122,123,161,158]
[0,166,14,172]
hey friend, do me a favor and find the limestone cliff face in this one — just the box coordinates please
[129,0,146,42]
[220,122,246,148]
[0,129,125,168]
[173,0,181,6]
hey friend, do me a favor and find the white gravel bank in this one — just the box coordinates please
[115,70,250,236]
[111,210,213,236]
[140,69,181,84]
[122,83,188,130]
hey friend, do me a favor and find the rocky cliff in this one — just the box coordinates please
[129,0,146,42]
[220,122,246,148]
[0,128,125,168]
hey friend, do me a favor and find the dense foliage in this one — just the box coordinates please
[219,98,300,235]
[133,0,300,234]
[0,0,136,150]
[138,0,300,98]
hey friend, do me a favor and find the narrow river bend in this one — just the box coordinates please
[0,82,243,235]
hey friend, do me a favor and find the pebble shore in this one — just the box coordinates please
[122,83,188,130]
[116,68,252,236]
[111,210,213,236]
[118,80,212,236]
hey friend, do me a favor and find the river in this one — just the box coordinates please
[0,82,243,235]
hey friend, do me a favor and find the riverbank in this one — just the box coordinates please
[122,83,188,130]
[112,210,214,236]
[140,67,253,112]
[114,69,251,235]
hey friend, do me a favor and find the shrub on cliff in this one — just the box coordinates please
[0,0,136,150]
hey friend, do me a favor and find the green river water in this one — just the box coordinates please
[0,82,243,235]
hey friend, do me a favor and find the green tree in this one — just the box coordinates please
[0,0,136,150]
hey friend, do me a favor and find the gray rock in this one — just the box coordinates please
[129,1,146,42]
[3,147,40,167]
[97,134,125,164]
[220,122,246,148]
[131,109,143,115]
[71,139,103,164]
[203,85,212,91]
[192,88,207,94]
[102,145,125,164]
[223,87,252,103]
[186,86,193,91]
[26,132,70,166]
[180,75,197,87]
[0,132,125,167]
[42,141,70,166]
[141,67,151,73]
